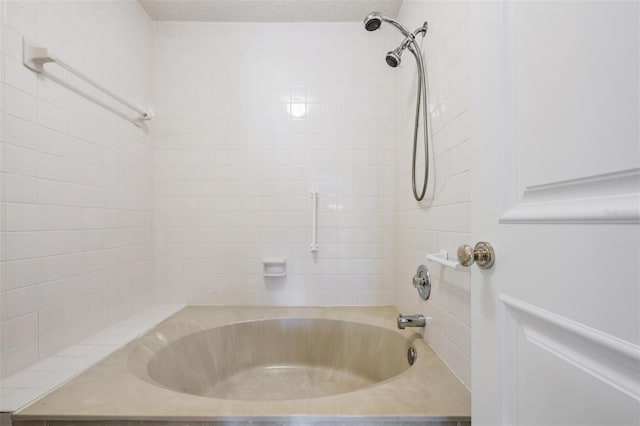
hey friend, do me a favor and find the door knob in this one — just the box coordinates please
[457,242,495,269]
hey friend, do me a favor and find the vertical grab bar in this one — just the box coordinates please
[310,192,319,252]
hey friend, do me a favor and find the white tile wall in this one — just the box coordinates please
[152,22,398,306]
[0,0,154,379]
[0,304,183,411]
[0,0,470,391]
[393,0,472,389]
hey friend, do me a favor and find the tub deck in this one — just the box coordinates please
[13,306,470,426]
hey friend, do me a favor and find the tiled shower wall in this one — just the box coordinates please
[0,0,154,378]
[0,0,470,389]
[393,1,472,389]
[153,23,398,306]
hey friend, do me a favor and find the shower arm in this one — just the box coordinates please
[376,15,415,39]
[396,23,429,52]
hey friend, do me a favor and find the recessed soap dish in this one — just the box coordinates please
[263,258,287,277]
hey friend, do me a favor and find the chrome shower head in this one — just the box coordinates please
[364,12,382,31]
[385,47,403,68]
[363,11,415,38]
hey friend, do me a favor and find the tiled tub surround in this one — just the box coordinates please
[0,2,474,423]
[15,307,470,423]
[0,0,154,379]
[153,22,398,307]
[393,1,472,389]
[0,305,183,412]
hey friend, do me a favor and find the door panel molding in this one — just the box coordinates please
[500,293,640,402]
[500,168,640,224]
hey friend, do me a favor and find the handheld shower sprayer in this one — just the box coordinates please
[385,47,403,68]
[384,31,420,68]
[363,12,431,202]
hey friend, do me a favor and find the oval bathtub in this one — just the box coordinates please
[145,318,413,400]
[16,306,471,422]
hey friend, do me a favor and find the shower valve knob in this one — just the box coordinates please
[457,242,495,269]
[412,265,431,300]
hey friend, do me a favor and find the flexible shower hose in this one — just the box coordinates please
[409,42,429,202]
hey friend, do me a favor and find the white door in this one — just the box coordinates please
[471,1,639,425]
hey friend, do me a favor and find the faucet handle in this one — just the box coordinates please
[412,265,431,300]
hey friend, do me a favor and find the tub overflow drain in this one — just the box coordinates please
[407,347,417,366]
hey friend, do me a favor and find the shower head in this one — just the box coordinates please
[364,12,382,31]
[385,36,414,68]
[363,11,413,38]
[385,47,403,68]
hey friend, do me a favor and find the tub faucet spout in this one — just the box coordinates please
[397,313,426,329]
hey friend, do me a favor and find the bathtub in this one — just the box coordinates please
[15,306,470,425]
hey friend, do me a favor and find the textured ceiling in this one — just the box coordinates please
[137,0,402,22]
